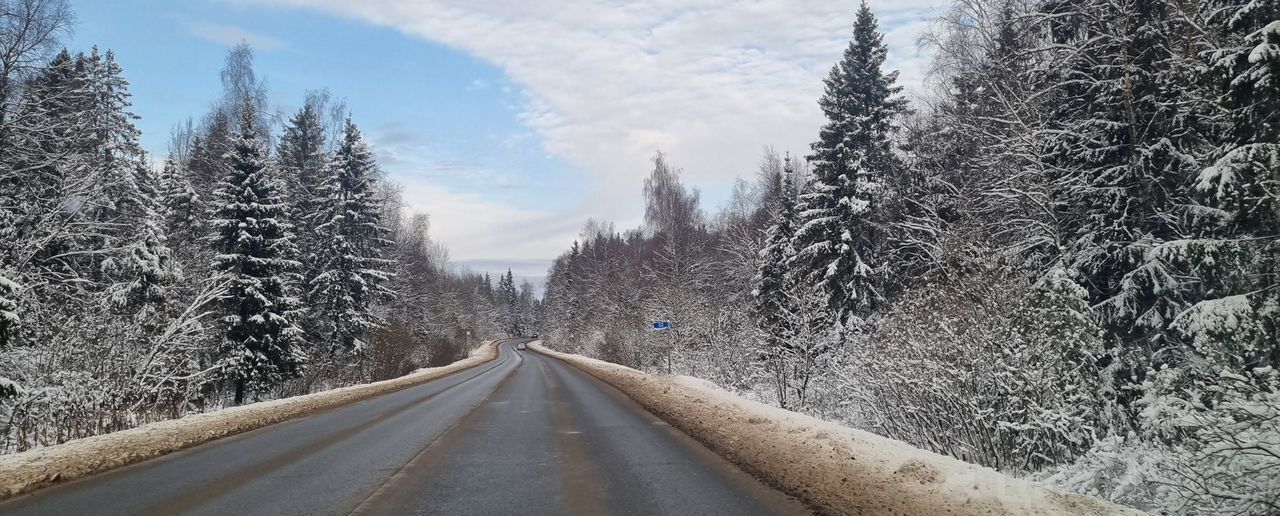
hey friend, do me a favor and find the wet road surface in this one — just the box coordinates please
[0,339,809,515]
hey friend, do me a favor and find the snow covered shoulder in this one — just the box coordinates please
[530,342,1143,516]
[0,341,499,501]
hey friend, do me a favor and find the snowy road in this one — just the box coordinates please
[0,340,808,515]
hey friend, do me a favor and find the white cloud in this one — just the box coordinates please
[188,22,285,50]
[395,178,584,260]
[233,0,944,258]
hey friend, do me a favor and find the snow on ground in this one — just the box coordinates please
[0,341,499,501]
[531,342,1145,516]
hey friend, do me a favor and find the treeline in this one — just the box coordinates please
[540,0,1279,513]
[0,1,536,453]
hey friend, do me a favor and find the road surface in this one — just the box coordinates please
[0,339,810,515]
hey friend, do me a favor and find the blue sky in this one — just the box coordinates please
[65,0,942,287]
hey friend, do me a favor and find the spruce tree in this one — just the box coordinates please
[211,98,305,404]
[1036,0,1205,348]
[497,269,520,336]
[101,158,179,317]
[753,156,799,351]
[792,2,907,331]
[1,49,89,268]
[308,120,392,354]
[0,272,18,349]
[1182,0,1280,368]
[0,270,17,395]
[81,50,181,311]
[752,156,800,407]
[157,156,205,255]
[83,48,149,230]
[187,110,231,198]
[278,100,329,290]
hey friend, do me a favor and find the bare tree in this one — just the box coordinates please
[214,43,272,141]
[0,0,73,131]
[642,152,703,237]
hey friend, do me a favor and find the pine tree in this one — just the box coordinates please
[308,119,392,354]
[792,2,907,331]
[211,97,305,404]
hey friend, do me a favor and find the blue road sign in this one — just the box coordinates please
[652,321,671,331]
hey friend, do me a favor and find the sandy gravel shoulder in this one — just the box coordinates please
[0,341,500,500]
[530,342,1145,516]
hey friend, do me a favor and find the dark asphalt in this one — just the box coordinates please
[0,339,810,516]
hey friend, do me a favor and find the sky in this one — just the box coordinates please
[66,0,945,289]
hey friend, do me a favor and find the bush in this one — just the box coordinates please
[842,268,1111,471]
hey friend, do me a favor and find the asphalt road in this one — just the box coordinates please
[0,339,809,516]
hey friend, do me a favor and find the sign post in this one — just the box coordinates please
[652,321,672,373]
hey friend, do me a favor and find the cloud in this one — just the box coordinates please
[395,178,584,260]
[232,0,944,257]
[368,124,527,190]
[188,22,285,50]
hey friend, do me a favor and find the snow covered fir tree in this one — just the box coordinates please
[209,100,306,405]
[792,3,908,334]
[1,0,1278,513]
[307,120,393,357]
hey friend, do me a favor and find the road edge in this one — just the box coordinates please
[0,340,503,501]
[530,342,1146,516]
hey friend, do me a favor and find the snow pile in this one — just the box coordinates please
[532,343,1144,516]
[0,341,499,500]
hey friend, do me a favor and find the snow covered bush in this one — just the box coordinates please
[843,267,1112,472]
[1046,365,1280,515]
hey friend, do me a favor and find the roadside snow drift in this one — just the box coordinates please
[0,341,500,501]
[531,343,1144,516]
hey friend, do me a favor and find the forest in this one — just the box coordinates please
[0,1,538,453]
[537,0,1280,514]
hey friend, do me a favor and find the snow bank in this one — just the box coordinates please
[531,343,1145,516]
[0,341,500,501]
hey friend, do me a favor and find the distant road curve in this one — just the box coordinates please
[0,339,809,515]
